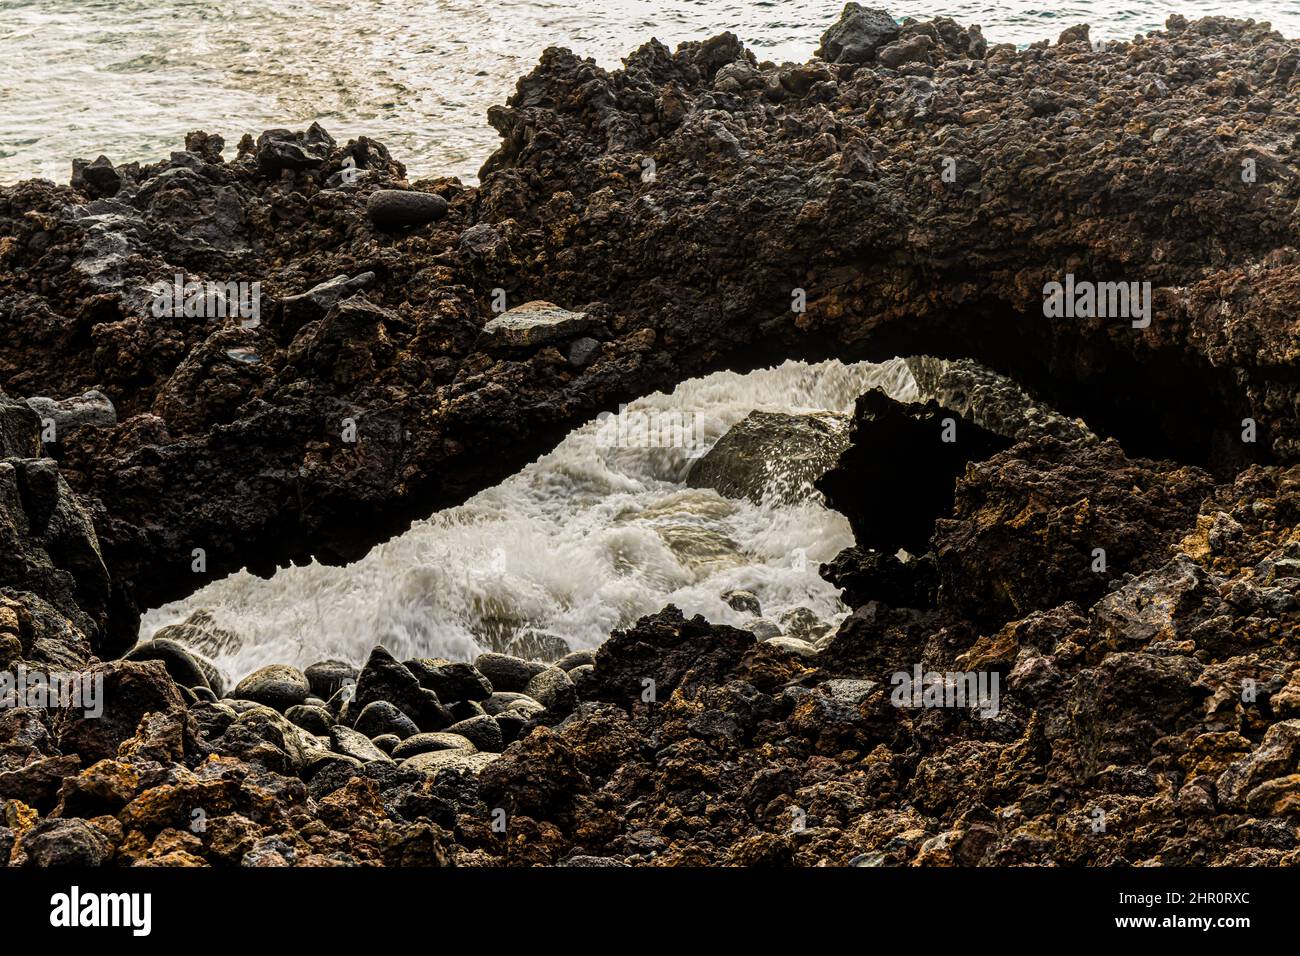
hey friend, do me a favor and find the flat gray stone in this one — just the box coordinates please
[481,301,594,349]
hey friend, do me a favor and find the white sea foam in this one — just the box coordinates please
[139,358,918,681]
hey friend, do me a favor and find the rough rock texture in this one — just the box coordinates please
[2,8,1300,867]
[3,11,1299,659]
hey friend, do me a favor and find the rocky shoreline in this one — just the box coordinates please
[1,6,1299,865]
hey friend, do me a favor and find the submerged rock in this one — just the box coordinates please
[687,410,849,505]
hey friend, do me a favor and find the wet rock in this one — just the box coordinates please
[331,725,391,764]
[354,700,420,740]
[406,659,493,703]
[352,646,449,730]
[556,649,595,671]
[524,666,577,717]
[391,732,477,759]
[779,607,831,643]
[482,691,540,715]
[688,410,848,505]
[764,636,818,657]
[446,715,504,753]
[285,704,334,736]
[304,659,357,701]
[365,189,449,230]
[905,357,1093,445]
[722,589,761,615]
[231,664,311,710]
[476,653,547,692]
[125,637,224,696]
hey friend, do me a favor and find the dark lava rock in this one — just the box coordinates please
[256,123,333,175]
[0,754,81,810]
[821,547,937,609]
[587,606,755,707]
[876,34,934,69]
[406,659,493,703]
[353,646,450,730]
[816,389,1013,555]
[524,666,578,718]
[476,653,547,692]
[285,704,334,736]
[567,337,602,368]
[53,660,194,765]
[125,637,224,696]
[390,732,476,759]
[354,700,420,740]
[935,438,1214,625]
[16,818,111,866]
[687,410,848,505]
[816,3,900,63]
[446,715,504,753]
[70,156,122,198]
[304,659,358,700]
[366,189,449,230]
[494,712,528,746]
[231,664,311,710]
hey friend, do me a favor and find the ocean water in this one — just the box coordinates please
[140,359,918,680]
[3,1,1299,186]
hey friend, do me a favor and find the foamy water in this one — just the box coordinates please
[139,358,918,680]
[4,1,1299,186]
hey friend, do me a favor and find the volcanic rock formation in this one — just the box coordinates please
[0,8,1298,866]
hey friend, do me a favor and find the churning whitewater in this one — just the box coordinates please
[139,358,919,683]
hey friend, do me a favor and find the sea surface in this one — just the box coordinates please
[3,1,1300,186]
